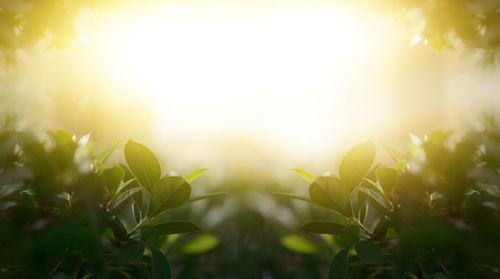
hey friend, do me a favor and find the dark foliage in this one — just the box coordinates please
[0,116,220,278]
[280,115,500,278]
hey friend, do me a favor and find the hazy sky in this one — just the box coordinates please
[1,0,499,177]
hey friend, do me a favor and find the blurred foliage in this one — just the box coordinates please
[374,0,500,63]
[0,115,223,278]
[2,0,500,60]
[0,0,125,51]
[278,114,500,278]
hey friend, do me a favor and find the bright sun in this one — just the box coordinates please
[82,1,388,157]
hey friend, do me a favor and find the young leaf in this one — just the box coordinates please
[339,140,376,191]
[155,221,201,235]
[300,221,346,235]
[96,140,122,163]
[281,234,318,254]
[124,139,161,190]
[151,246,171,279]
[148,176,191,217]
[358,187,391,210]
[292,168,317,183]
[180,234,219,254]
[309,176,352,217]
[183,168,208,183]
[108,187,142,210]
[329,247,349,279]
[102,165,124,195]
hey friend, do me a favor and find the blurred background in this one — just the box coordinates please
[1,0,499,277]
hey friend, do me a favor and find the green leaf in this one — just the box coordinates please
[124,139,161,190]
[339,140,376,191]
[116,178,137,194]
[151,246,171,279]
[111,241,144,264]
[300,221,346,235]
[292,168,317,183]
[102,165,124,195]
[281,234,318,254]
[309,176,352,217]
[180,234,219,254]
[183,168,208,183]
[148,176,191,217]
[376,166,398,194]
[155,221,201,235]
[358,186,390,210]
[329,247,349,279]
[108,187,142,210]
[355,241,387,265]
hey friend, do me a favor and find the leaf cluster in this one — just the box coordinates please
[0,121,220,278]
[281,118,500,278]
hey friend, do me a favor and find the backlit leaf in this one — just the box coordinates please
[339,140,376,191]
[124,139,161,190]
[183,168,208,183]
[148,176,191,217]
[309,176,352,216]
[292,168,317,183]
[281,234,318,254]
[108,187,142,210]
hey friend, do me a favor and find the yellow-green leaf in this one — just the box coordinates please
[339,140,376,191]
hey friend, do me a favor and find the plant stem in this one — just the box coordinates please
[351,217,373,237]
[128,216,152,237]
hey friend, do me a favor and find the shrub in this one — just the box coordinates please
[0,118,221,278]
[278,117,500,279]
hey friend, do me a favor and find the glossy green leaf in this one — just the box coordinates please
[180,234,219,254]
[281,234,318,254]
[292,168,317,183]
[339,140,376,191]
[102,165,124,195]
[329,247,349,279]
[183,168,208,183]
[124,139,161,190]
[300,221,346,235]
[376,166,398,194]
[148,176,191,217]
[108,187,142,210]
[151,246,171,279]
[155,221,201,235]
[309,176,352,216]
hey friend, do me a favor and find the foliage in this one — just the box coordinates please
[0,118,222,278]
[278,116,500,278]
[374,0,500,63]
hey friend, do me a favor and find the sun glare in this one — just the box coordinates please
[86,2,387,157]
